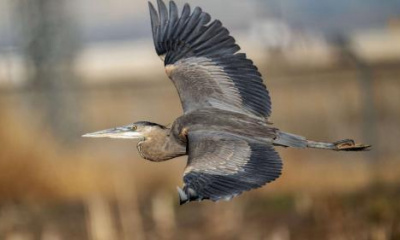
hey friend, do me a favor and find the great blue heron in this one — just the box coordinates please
[83,0,370,204]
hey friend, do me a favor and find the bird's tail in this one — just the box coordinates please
[273,131,370,151]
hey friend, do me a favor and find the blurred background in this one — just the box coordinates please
[0,0,400,239]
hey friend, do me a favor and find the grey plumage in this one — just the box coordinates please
[183,130,282,203]
[83,0,370,205]
[149,0,271,118]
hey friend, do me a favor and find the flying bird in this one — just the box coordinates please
[83,0,370,204]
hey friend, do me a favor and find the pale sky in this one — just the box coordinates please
[0,0,399,47]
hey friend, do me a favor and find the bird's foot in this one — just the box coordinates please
[177,186,201,205]
[333,139,371,151]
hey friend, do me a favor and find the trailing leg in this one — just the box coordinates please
[273,131,370,151]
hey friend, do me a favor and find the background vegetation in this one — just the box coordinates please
[0,0,399,239]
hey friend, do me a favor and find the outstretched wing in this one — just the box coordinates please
[149,0,271,118]
[178,130,282,204]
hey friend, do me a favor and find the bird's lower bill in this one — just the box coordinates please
[82,127,143,139]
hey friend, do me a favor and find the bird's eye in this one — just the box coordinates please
[131,126,137,131]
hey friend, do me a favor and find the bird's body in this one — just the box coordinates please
[133,108,277,162]
[83,0,370,204]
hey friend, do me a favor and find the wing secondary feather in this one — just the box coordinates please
[179,130,282,203]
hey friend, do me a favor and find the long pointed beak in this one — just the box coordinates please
[82,127,143,139]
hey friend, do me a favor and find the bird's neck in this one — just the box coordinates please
[137,129,186,162]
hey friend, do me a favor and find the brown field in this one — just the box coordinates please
[0,62,399,240]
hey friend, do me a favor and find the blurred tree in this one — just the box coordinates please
[15,0,81,145]
[329,33,378,163]
[258,0,286,20]
[254,0,290,68]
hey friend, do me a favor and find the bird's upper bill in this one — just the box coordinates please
[82,125,144,139]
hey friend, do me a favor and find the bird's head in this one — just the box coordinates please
[82,121,167,140]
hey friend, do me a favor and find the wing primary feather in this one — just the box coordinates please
[197,40,239,56]
[167,1,179,40]
[194,36,234,55]
[186,12,211,43]
[165,1,179,51]
[157,0,169,51]
[148,2,160,51]
[179,7,203,41]
[173,3,191,40]
[157,0,168,27]
[190,20,223,46]
[192,28,230,50]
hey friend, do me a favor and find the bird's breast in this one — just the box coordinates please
[136,136,186,162]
